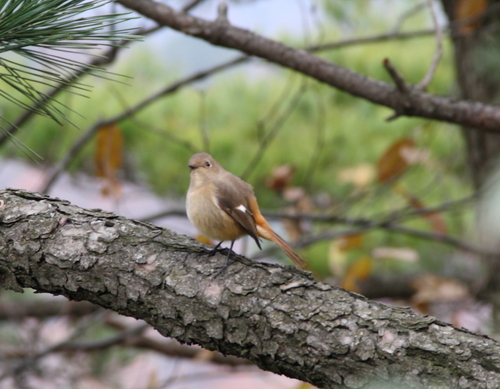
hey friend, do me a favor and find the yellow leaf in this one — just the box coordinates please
[338,233,364,251]
[341,255,373,293]
[295,383,317,389]
[95,123,124,197]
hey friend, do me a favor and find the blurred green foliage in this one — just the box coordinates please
[0,4,474,277]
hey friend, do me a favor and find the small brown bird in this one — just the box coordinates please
[186,152,306,273]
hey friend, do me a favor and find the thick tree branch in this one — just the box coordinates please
[117,0,500,132]
[1,189,500,388]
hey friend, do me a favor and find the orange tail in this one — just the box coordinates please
[257,224,307,269]
[249,196,307,269]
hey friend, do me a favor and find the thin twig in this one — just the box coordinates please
[198,90,210,152]
[253,220,495,261]
[383,58,408,94]
[241,80,308,180]
[416,0,443,90]
[39,56,248,194]
[302,84,326,189]
[392,2,428,34]
[110,86,198,152]
[61,323,148,351]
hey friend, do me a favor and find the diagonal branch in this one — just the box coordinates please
[1,188,500,388]
[117,0,500,132]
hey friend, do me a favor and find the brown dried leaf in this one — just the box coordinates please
[282,187,314,241]
[338,233,364,251]
[412,274,469,305]
[456,0,488,34]
[377,138,415,183]
[95,123,124,197]
[95,123,123,177]
[341,255,373,293]
[265,164,295,193]
[393,184,448,234]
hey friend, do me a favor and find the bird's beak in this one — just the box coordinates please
[188,164,198,170]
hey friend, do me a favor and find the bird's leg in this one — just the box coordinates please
[212,240,235,278]
[208,241,223,256]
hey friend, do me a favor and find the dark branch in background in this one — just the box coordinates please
[97,316,250,366]
[0,309,107,382]
[140,194,487,257]
[117,0,500,132]
[0,299,98,320]
[2,0,499,150]
[38,25,445,192]
[0,299,250,367]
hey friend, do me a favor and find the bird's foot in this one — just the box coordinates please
[208,241,223,256]
[211,241,235,278]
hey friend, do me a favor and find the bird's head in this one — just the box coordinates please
[188,152,221,186]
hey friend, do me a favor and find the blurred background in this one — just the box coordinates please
[1,0,500,388]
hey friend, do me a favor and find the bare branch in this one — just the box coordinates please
[0,299,98,320]
[117,0,500,132]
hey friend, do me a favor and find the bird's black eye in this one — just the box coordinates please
[205,161,211,167]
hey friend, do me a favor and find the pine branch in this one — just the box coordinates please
[0,0,139,139]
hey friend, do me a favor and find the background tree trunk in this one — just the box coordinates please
[441,0,500,188]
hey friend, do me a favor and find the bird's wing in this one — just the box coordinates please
[215,180,262,249]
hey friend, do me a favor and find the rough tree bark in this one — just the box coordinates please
[1,188,500,389]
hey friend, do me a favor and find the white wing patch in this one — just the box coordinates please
[235,205,247,213]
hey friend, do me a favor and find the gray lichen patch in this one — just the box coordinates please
[45,235,87,268]
[1,200,54,223]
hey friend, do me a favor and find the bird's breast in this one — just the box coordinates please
[186,184,246,241]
